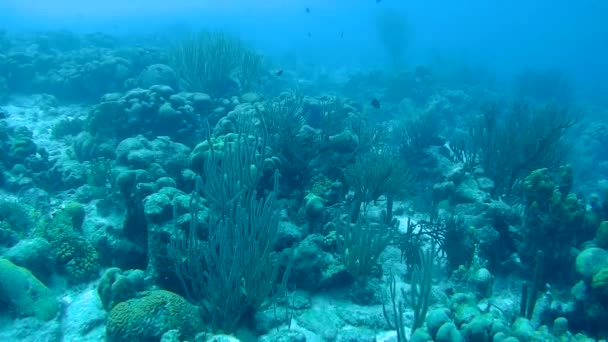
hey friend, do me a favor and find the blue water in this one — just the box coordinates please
[2,0,607,103]
[1,1,608,341]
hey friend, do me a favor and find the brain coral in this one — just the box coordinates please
[106,290,202,342]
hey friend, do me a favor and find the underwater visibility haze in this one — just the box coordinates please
[0,0,608,341]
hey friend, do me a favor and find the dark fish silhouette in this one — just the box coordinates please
[307,31,312,38]
[376,0,382,3]
[371,98,381,109]
[276,70,284,76]
[305,7,310,13]
[340,31,344,39]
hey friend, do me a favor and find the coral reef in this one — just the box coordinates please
[0,24,605,342]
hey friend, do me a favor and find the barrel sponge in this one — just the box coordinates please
[106,290,202,342]
[0,258,59,321]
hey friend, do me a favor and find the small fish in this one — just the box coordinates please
[340,31,344,39]
[276,70,284,76]
[307,31,312,38]
[305,7,310,13]
[371,98,381,109]
[376,0,382,3]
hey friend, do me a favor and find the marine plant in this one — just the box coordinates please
[393,215,448,273]
[170,117,291,332]
[396,110,442,162]
[344,147,414,221]
[382,247,436,342]
[170,31,262,96]
[262,92,312,187]
[464,103,578,198]
[335,211,397,282]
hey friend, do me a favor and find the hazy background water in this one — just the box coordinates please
[1,0,607,104]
